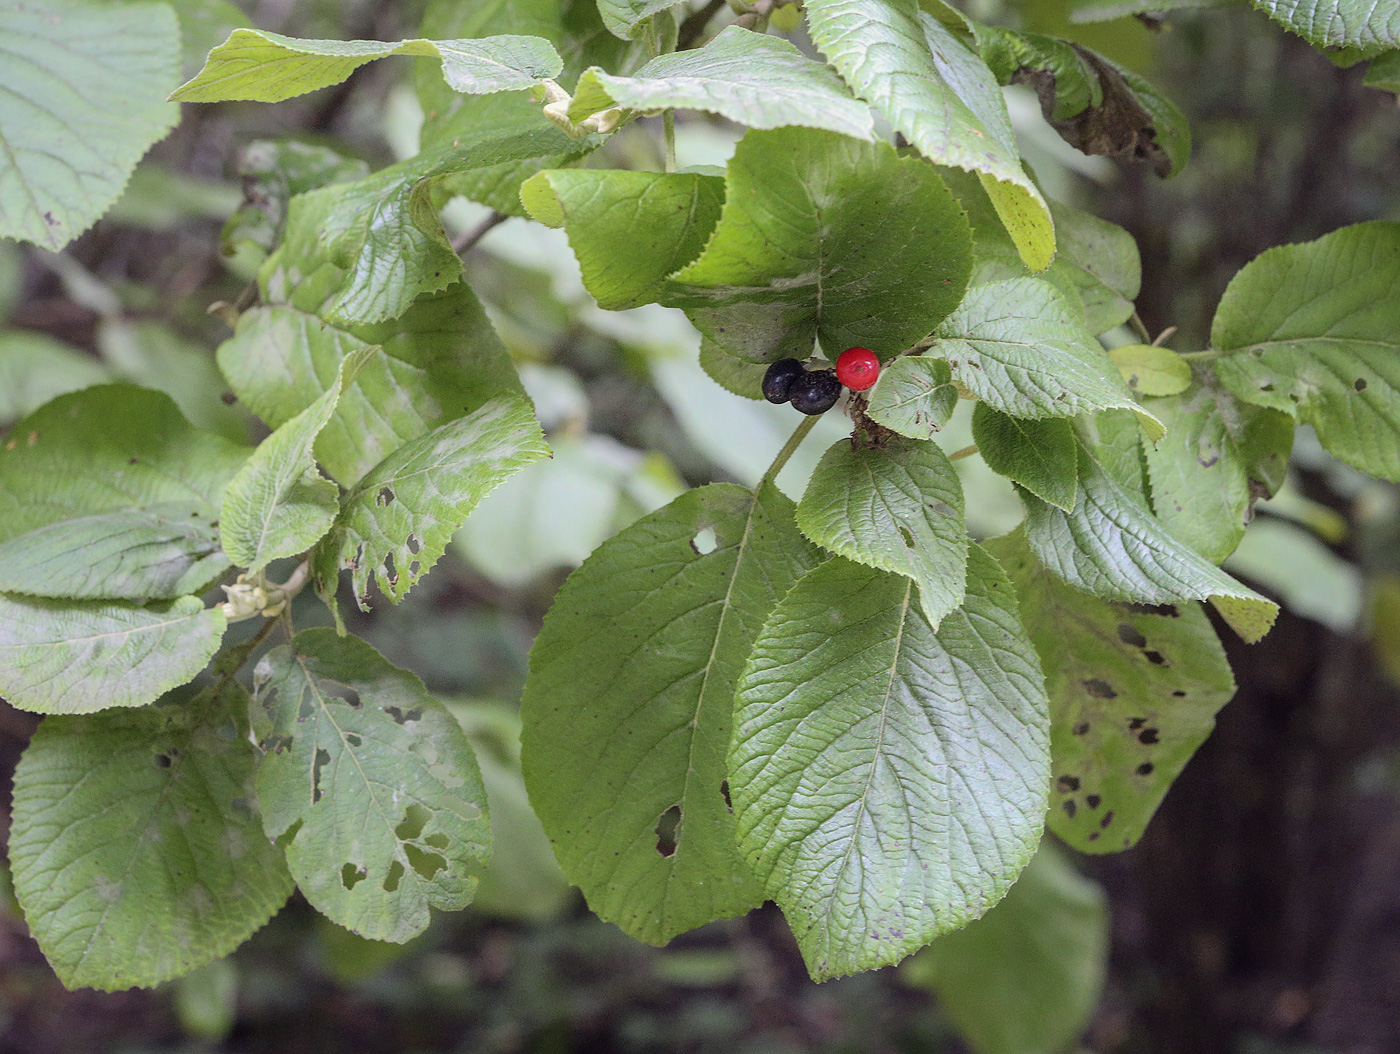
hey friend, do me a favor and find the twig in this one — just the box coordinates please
[453,211,508,255]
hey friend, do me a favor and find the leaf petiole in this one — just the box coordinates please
[759,415,819,488]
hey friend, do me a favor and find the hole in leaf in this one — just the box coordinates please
[264,734,293,755]
[406,533,421,555]
[930,502,957,517]
[899,525,916,548]
[424,833,449,850]
[1086,794,1101,809]
[386,705,423,725]
[383,551,397,586]
[691,528,717,555]
[408,560,420,578]
[1117,624,1147,648]
[405,844,447,881]
[720,780,732,814]
[312,748,331,803]
[341,863,367,890]
[395,803,432,842]
[1057,775,1081,792]
[383,860,405,892]
[1083,678,1118,699]
[654,804,682,857]
[345,733,361,747]
[376,485,396,506]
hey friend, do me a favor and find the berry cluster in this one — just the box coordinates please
[762,348,881,415]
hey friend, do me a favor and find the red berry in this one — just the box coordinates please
[835,347,880,391]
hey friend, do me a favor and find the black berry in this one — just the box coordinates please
[761,358,805,403]
[789,369,842,415]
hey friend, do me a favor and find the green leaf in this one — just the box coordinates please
[520,483,821,944]
[220,227,525,487]
[905,845,1109,1054]
[0,386,250,597]
[972,404,1079,511]
[795,437,968,628]
[9,686,292,990]
[253,629,492,943]
[0,505,227,601]
[671,128,972,365]
[1250,0,1399,52]
[929,279,1160,435]
[973,29,1189,177]
[940,170,1140,334]
[731,546,1050,980]
[171,29,562,102]
[597,0,680,38]
[804,0,1054,270]
[1070,0,1235,23]
[0,595,226,714]
[520,169,725,310]
[1226,517,1363,633]
[313,396,549,609]
[0,331,110,426]
[1109,343,1192,396]
[1021,445,1278,642]
[1142,381,1294,563]
[0,0,180,250]
[1366,50,1400,91]
[987,530,1236,854]
[569,25,876,140]
[1212,221,1400,481]
[220,352,370,573]
[863,356,959,439]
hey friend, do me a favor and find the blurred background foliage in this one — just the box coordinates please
[2,0,1400,1051]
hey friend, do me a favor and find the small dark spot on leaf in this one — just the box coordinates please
[127,456,139,465]
[1088,830,1100,842]
[154,752,173,769]
[345,733,361,747]
[720,780,732,813]
[376,485,396,506]
[1073,721,1091,736]
[1139,728,1160,745]
[1129,717,1146,730]
[1086,794,1101,810]
[1137,762,1154,775]
[654,804,682,857]
[1144,650,1168,666]
[386,705,422,725]
[1101,811,1115,829]
[1117,624,1147,648]
[1355,377,1368,392]
[1057,775,1081,792]
[1063,799,1077,818]
[1172,690,1187,698]
[221,391,237,405]
[1083,678,1117,699]
[44,211,58,226]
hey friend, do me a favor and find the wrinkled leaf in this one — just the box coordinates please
[972,404,1079,512]
[10,685,292,990]
[253,630,492,943]
[988,530,1236,854]
[521,169,725,309]
[731,547,1050,980]
[1250,0,1399,52]
[671,127,971,366]
[0,0,179,249]
[804,0,1054,269]
[172,29,562,102]
[521,483,820,944]
[569,25,875,140]
[795,437,968,628]
[0,595,226,714]
[1213,221,1400,481]
[863,356,959,439]
[1022,445,1278,642]
[314,396,548,608]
